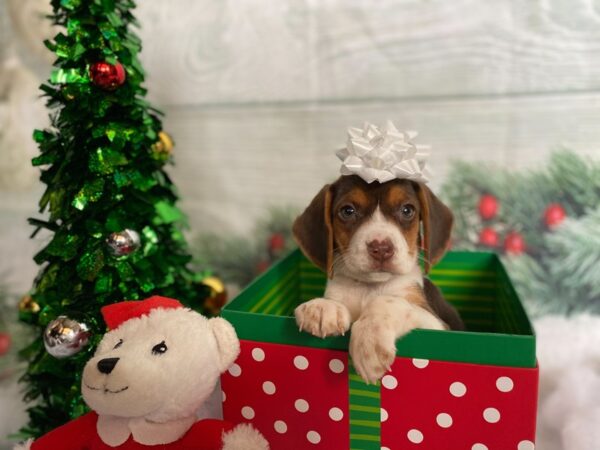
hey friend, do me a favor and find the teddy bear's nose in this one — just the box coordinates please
[97,357,119,374]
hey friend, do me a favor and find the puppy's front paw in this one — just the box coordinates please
[350,317,396,384]
[295,298,351,338]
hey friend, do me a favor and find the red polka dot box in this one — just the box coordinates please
[220,250,538,450]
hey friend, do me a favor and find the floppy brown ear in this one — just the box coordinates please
[292,184,334,277]
[416,183,453,273]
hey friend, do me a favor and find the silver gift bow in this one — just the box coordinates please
[336,121,431,184]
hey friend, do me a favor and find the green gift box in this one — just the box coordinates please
[221,250,538,450]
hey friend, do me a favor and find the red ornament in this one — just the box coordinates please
[478,194,499,220]
[504,231,525,255]
[0,332,11,356]
[479,227,499,247]
[544,203,566,229]
[89,61,126,90]
[268,233,286,252]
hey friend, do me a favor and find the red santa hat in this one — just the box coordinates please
[101,296,183,330]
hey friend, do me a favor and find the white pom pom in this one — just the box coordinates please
[222,423,269,450]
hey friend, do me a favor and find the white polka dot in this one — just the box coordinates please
[222,391,226,402]
[518,440,535,450]
[407,429,424,444]
[295,398,309,413]
[412,358,429,368]
[241,406,255,419]
[228,363,242,377]
[449,381,467,397]
[329,358,345,374]
[294,355,309,370]
[381,408,388,422]
[382,447,391,450]
[274,420,287,434]
[436,412,453,428]
[381,374,398,390]
[472,444,488,450]
[252,348,265,362]
[329,407,344,421]
[496,376,514,393]
[262,381,276,395]
[307,430,321,444]
[483,407,501,423]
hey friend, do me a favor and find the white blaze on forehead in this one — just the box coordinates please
[353,207,409,252]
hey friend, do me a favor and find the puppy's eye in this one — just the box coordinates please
[339,204,356,219]
[400,204,416,219]
[113,339,123,349]
[152,341,167,355]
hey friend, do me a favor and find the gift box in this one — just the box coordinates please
[220,250,538,450]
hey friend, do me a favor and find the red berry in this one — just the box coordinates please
[90,61,126,90]
[504,231,525,255]
[256,260,271,274]
[544,203,566,229]
[269,233,286,252]
[479,227,499,247]
[0,332,11,356]
[478,194,499,220]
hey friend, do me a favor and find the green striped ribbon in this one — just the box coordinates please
[348,359,381,450]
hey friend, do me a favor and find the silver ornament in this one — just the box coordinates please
[43,316,90,358]
[106,229,141,256]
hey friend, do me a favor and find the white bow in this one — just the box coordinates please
[336,121,431,184]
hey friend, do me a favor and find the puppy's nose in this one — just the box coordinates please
[97,357,119,374]
[367,239,395,262]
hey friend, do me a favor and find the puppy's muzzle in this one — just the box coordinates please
[367,239,395,263]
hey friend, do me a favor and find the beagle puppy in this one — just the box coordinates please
[293,175,464,383]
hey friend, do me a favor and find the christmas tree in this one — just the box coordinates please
[19,0,209,438]
[442,150,600,317]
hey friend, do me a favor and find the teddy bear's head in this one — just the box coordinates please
[81,296,239,422]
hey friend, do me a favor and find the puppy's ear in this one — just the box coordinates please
[292,184,335,277]
[208,317,240,373]
[416,183,453,273]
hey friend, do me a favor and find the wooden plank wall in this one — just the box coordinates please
[1,0,600,295]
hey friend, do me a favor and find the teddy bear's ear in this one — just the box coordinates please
[208,318,241,372]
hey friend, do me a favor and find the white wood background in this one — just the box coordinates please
[2,0,600,291]
[1,2,600,447]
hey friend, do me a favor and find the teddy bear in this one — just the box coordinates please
[14,296,269,450]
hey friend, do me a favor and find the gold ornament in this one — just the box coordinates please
[151,131,174,160]
[202,276,227,314]
[19,295,40,313]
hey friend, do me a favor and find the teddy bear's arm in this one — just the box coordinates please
[16,412,96,450]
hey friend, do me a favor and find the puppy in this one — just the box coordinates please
[293,175,464,383]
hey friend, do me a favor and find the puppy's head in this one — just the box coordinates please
[293,175,452,282]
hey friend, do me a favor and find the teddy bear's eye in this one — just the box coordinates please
[152,341,168,355]
[113,339,123,349]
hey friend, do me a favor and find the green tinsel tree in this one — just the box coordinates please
[19,0,208,438]
[442,150,600,317]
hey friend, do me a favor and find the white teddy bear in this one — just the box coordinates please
[14,296,268,450]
